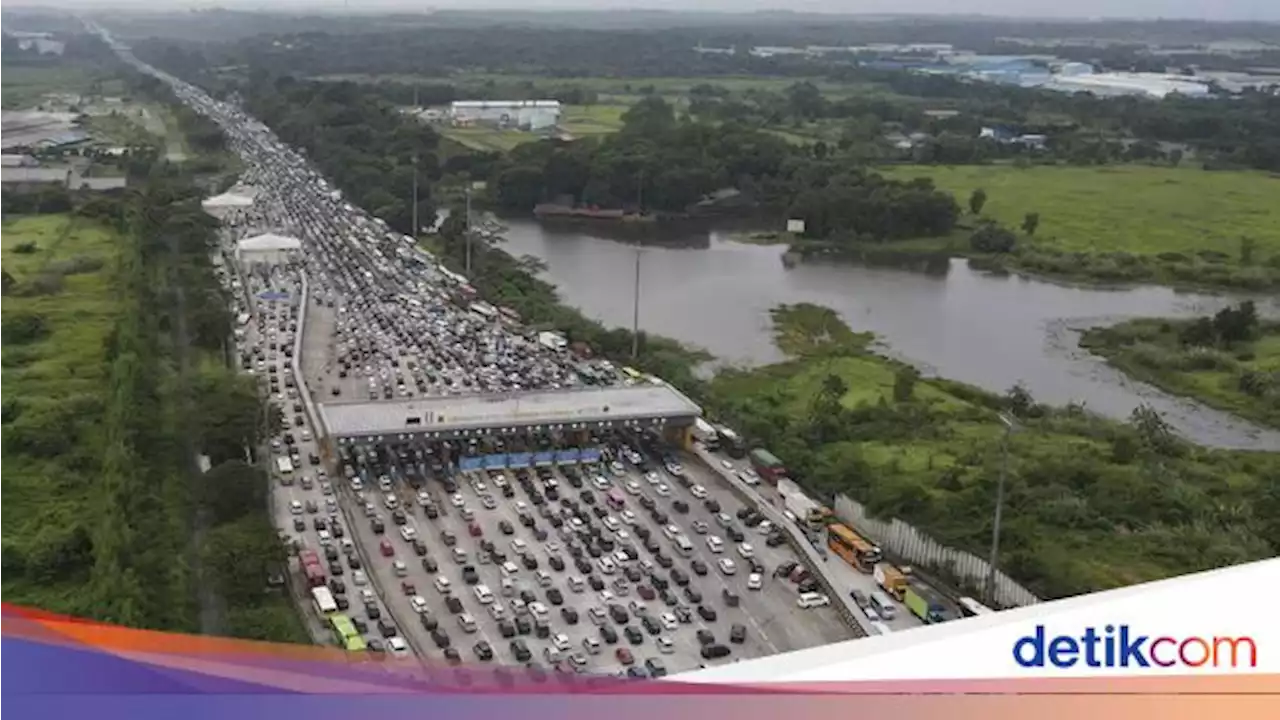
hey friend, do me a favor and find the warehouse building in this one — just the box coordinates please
[449,100,561,131]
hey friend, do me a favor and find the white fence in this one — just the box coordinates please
[833,494,1041,609]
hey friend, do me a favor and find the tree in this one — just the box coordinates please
[1169,148,1184,167]
[969,222,1018,253]
[199,461,268,526]
[968,187,988,215]
[892,366,919,402]
[1130,404,1176,455]
[1021,212,1040,236]
[1005,383,1035,418]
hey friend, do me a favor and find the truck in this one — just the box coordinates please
[749,448,787,484]
[298,549,326,588]
[717,427,746,458]
[782,488,820,524]
[690,418,720,450]
[903,581,950,624]
[874,564,909,601]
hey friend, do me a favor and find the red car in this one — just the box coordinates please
[615,647,634,665]
[379,538,394,557]
[401,581,417,596]
[636,585,656,601]
[468,521,483,538]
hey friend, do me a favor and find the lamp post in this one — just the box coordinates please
[985,413,1016,607]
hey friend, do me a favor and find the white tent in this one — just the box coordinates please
[236,233,302,265]
[202,191,255,210]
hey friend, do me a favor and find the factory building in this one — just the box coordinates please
[449,101,562,131]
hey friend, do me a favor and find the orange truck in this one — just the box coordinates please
[874,564,909,601]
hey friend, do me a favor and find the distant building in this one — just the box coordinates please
[1,166,126,192]
[1043,72,1212,98]
[449,101,561,131]
[1,154,39,168]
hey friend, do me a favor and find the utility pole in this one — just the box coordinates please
[464,185,473,275]
[411,86,419,240]
[630,168,645,360]
[985,413,1016,607]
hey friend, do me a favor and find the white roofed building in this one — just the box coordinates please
[236,233,301,266]
[449,100,561,131]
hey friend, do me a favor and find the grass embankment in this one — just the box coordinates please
[703,302,1280,599]
[884,164,1280,290]
[1081,318,1280,430]
[2,215,127,612]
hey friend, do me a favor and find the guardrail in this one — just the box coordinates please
[291,271,429,663]
[687,446,871,638]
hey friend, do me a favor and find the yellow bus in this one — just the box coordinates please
[621,366,643,381]
[343,634,368,653]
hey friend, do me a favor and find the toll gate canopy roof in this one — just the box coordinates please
[318,384,702,440]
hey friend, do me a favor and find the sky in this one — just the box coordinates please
[8,0,1280,23]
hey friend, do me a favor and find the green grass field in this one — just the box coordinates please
[1,65,126,109]
[1,214,125,612]
[885,164,1280,262]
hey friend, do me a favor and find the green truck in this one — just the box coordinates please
[903,582,950,624]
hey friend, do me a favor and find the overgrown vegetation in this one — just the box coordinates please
[1081,303,1280,430]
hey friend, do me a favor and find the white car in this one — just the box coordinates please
[583,637,602,655]
[360,589,377,604]
[655,483,671,497]
[758,521,774,535]
[388,636,411,658]
[530,602,549,618]
[689,485,708,499]
[474,585,494,605]
[392,560,407,577]
[737,469,759,486]
[613,550,629,565]
[399,526,417,542]
[289,501,303,515]
[350,478,364,492]
[706,535,725,553]
[450,493,465,508]
[510,538,528,554]
[383,493,398,510]
[644,471,661,486]
[662,524,681,540]
[624,480,642,495]
[598,590,617,605]
[609,462,626,477]
[352,570,368,586]
[747,573,763,591]
[487,603,506,620]
[416,490,431,506]
[656,636,675,654]
[435,575,452,594]
[720,460,734,469]
[552,633,571,651]
[592,476,611,491]
[410,595,429,613]
[602,516,621,532]
[797,592,831,609]
[692,520,710,535]
[737,543,755,559]
[718,558,738,576]
[660,612,678,630]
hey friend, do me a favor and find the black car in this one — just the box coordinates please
[519,513,535,528]
[654,553,673,569]
[775,561,798,578]
[546,588,564,606]
[335,595,350,611]
[353,617,369,634]
[623,626,644,645]
[690,559,709,576]
[347,554,362,570]
[421,556,439,573]
[365,603,380,620]
[579,491,596,505]
[624,566,642,583]
[378,619,398,638]
[722,589,740,607]
[534,621,552,639]
[475,641,494,661]
[598,537,616,552]
[672,500,690,514]
[599,625,619,645]
[392,509,407,526]
[520,589,537,604]
[331,523,345,539]
[432,629,451,648]
[651,575,669,591]
[441,530,457,546]
[413,539,428,556]
[610,605,629,624]
[634,526,651,541]
[650,511,669,525]
[371,518,385,534]
[549,555,566,572]
[424,505,440,519]
[638,496,655,511]
[670,569,690,587]
[643,537,661,554]
[498,520,515,535]
[521,554,539,570]
[730,623,747,644]
[292,518,305,532]
[575,557,593,574]
[588,575,605,592]
[419,613,439,631]
[325,546,340,562]
[697,605,718,622]
[444,647,462,665]
[328,578,346,594]
[510,640,532,662]
[626,666,647,679]
[641,615,662,636]
[766,533,787,548]
[515,616,533,636]
[736,508,753,521]
[644,658,668,678]
[798,578,821,594]
[498,621,516,638]
[726,526,746,543]
[749,557,766,574]
[660,590,679,607]
[700,644,731,660]
[696,629,715,646]
[592,506,608,519]
[462,565,480,585]
[704,499,721,513]
[446,596,464,614]
[560,607,579,625]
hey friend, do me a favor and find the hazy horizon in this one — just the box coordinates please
[5,1,1280,24]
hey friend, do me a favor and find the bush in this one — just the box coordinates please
[2,311,50,344]
[969,222,1018,253]
[47,255,105,276]
[12,242,39,254]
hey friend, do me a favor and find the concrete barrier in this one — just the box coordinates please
[686,447,871,638]
[290,271,429,663]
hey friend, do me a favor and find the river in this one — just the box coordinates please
[492,217,1280,451]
